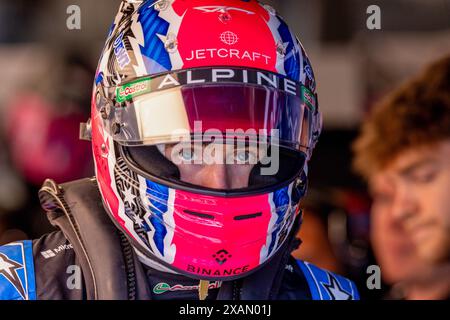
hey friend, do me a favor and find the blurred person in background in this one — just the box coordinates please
[4,51,93,185]
[0,51,94,239]
[368,173,426,299]
[293,207,343,275]
[293,188,374,298]
[0,134,28,245]
[353,55,450,300]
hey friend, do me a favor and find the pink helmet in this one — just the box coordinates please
[89,0,322,280]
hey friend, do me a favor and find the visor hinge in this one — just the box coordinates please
[295,177,305,189]
[79,118,92,141]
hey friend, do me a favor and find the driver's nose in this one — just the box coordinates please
[201,163,231,189]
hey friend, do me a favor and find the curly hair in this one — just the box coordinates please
[352,55,450,180]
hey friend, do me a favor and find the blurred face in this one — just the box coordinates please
[370,140,450,268]
[161,142,260,189]
[370,173,423,283]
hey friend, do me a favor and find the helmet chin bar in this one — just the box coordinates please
[122,219,303,282]
[101,181,306,282]
[103,141,309,282]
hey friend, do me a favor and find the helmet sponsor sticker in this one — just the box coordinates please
[116,78,152,103]
[220,31,239,46]
[185,48,272,65]
[113,31,131,70]
[301,86,317,111]
[186,264,250,277]
[114,67,310,103]
[153,281,222,294]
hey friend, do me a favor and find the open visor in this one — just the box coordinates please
[98,68,320,154]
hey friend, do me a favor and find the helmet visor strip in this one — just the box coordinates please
[97,67,320,157]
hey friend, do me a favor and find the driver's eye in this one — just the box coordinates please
[179,148,195,162]
[233,149,257,164]
[236,150,250,162]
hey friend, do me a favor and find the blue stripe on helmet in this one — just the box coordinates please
[277,18,301,82]
[145,179,169,256]
[138,3,172,72]
[268,186,290,255]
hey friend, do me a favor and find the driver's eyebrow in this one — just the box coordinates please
[398,157,439,178]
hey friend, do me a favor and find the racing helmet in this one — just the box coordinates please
[88,0,322,281]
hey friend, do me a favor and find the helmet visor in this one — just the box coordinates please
[97,67,320,155]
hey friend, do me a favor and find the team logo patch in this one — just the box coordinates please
[321,273,353,300]
[194,6,255,15]
[212,249,232,265]
[0,241,36,300]
[296,260,359,300]
[0,253,25,298]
